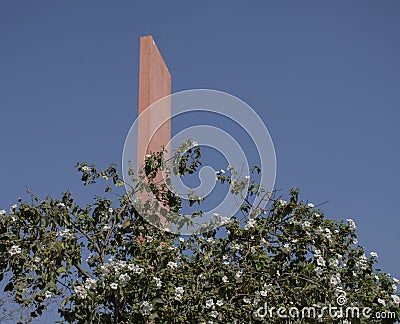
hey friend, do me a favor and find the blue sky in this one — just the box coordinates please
[1,0,399,306]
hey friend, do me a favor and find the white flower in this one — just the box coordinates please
[219,216,231,225]
[127,264,144,274]
[393,278,399,285]
[175,286,184,294]
[9,245,22,256]
[282,243,291,253]
[392,284,397,292]
[234,271,243,282]
[316,256,326,267]
[329,259,340,268]
[82,166,91,172]
[116,260,127,268]
[222,276,229,283]
[44,291,52,298]
[110,283,118,290]
[259,284,272,297]
[119,273,131,285]
[210,310,219,318]
[220,169,225,174]
[84,278,97,289]
[330,274,341,286]
[167,261,178,269]
[153,277,162,287]
[174,293,183,301]
[346,219,356,230]
[356,254,369,270]
[0,209,6,216]
[207,237,215,244]
[74,285,87,299]
[57,202,65,208]
[244,175,250,180]
[145,154,152,158]
[227,165,233,170]
[216,300,223,307]
[10,204,17,212]
[353,239,358,244]
[231,243,241,251]
[391,295,400,305]
[315,267,323,275]
[307,203,315,208]
[205,299,214,309]
[313,248,321,256]
[58,229,75,239]
[140,301,153,316]
[103,224,111,231]
[245,218,257,229]
[179,237,185,243]
[303,221,311,228]
[243,296,251,304]
[370,252,378,258]
[377,298,386,306]
[278,199,287,206]
[108,207,113,213]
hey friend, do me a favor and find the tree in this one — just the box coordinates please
[1,141,399,323]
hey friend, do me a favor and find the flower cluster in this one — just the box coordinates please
[174,286,184,301]
[347,218,357,231]
[74,285,87,299]
[58,229,75,239]
[9,245,22,256]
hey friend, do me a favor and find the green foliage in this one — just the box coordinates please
[0,144,399,323]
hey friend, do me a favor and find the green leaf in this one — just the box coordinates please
[61,298,69,307]
[57,266,67,274]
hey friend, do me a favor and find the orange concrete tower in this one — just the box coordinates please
[137,35,171,166]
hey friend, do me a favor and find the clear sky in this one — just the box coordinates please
[1,0,399,315]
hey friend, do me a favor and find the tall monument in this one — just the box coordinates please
[137,35,171,166]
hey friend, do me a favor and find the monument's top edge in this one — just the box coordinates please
[140,35,171,78]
